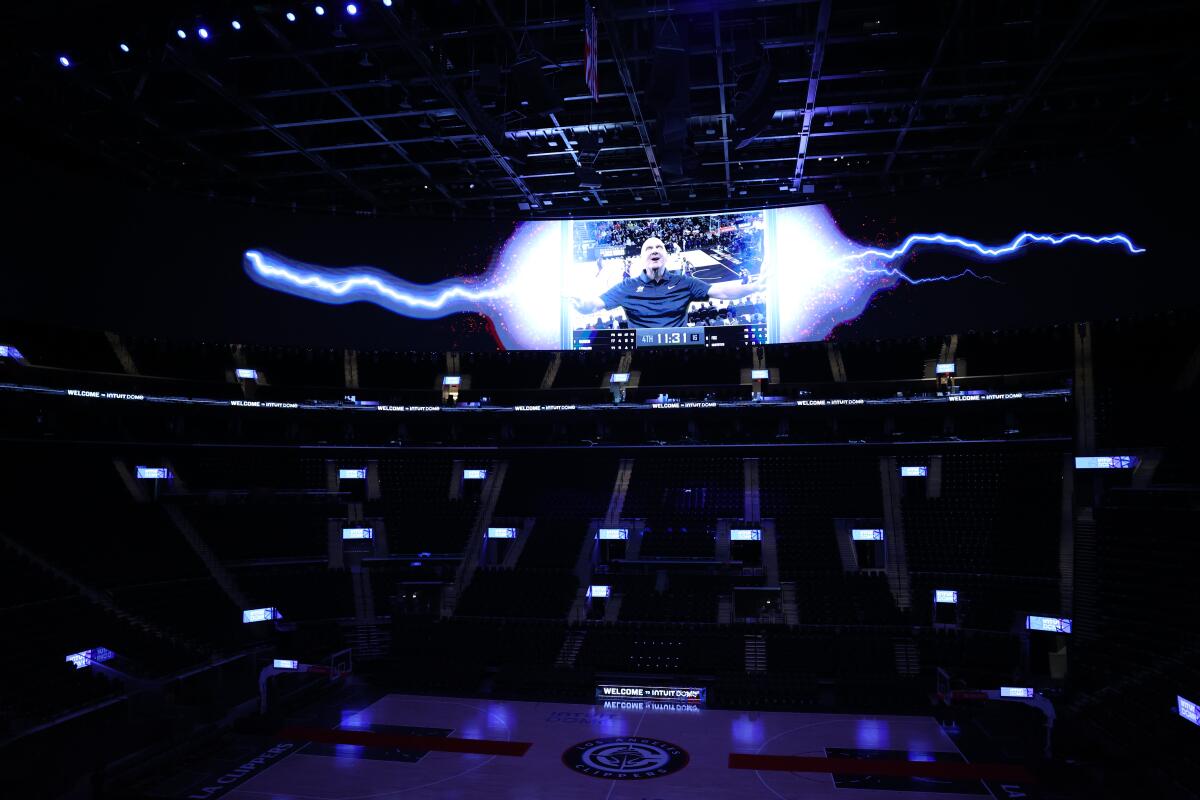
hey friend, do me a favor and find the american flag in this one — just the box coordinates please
[584,2,599,101]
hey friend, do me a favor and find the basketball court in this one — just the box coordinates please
[153,691,1036,800]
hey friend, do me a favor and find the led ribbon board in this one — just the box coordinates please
[851,528,885,541]
[1075,456,1137,470]
[487,527,518,539]
[730,529,762,541]
[242,607,282,623]
[1000,687,1034,698]
[596,685,706,704]
[1178,696,1200,726]
[65,647,115,670]
[136,467,172,479]
[1026,615,1071,633]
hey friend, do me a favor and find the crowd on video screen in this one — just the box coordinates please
[581,212,764,262]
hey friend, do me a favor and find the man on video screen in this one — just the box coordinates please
[571,236,765,328]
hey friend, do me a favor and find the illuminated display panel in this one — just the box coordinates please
[65,647,115,670]
[936,362,956,374]
[587,585,610,598]
[341,527,373,540]
[1178,696,1199,726]
[273,659,299,669]
[750,369,769,380]
[487,527,518,539]
[851,528,884,541]
[900,466,928,477]
[1075,456,1137,470]
[338,468,366,479]
[730,529,762,541]
[136,467,172,479]
[463,469,488,480]
[597,528,629,540]
[442,375,461,385]
[235,368,258,380]
[609,372,630,383]
[243,209,1145,352]
[934,590,958,604]
[1026,615,1071,633]
[1001,687,1034,698]
[242,607,281,623]
[596,684,706,704]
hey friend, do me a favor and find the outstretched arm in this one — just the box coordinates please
[707,274,767,301]
[570,295,606,315]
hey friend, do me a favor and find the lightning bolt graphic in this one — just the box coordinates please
[245,250,509,317]
[245,216,1145,350]
[838,231,1144,284]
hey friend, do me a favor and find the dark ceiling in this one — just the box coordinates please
[5,0,1197,217]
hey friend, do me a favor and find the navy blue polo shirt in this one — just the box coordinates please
[599,271,711,328]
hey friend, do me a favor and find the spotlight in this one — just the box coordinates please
[119,43,130,53]
[231,20,242,30]
[198,27,210,40]
[315,5,325,15]
[176,29,187,39]
[382,0,392,6]
[346,3,358,15]
[286,11,297,22]
[58,55,71,68]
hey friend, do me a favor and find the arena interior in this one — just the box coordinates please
[2,2,1198,798]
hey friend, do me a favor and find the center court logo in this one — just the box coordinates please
[563,737,689,780]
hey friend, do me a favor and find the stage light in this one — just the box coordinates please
[232,19,242,30]
[198,27,210,39]
[119,43,130,53]
[58,55,71,67]
[176,29,187,39]
[315,5,325,15]
[346,3,358,15]
[382,0,393,6]
[286,11,297,22]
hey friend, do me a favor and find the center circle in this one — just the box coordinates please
[562,736,689,780]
